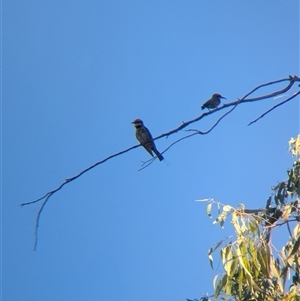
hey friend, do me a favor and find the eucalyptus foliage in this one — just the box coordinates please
[206,135,300,301]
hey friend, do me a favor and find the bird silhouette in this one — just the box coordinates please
[132,119,164,161]
[201,93,226,110]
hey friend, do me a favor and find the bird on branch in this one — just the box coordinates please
[132,119,164,161]
[201,93,226,110]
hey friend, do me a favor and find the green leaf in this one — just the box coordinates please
[214,274,227,299]
[287,236,300,260]
[281,204,292,221]
[208,247,213,269]
[206,203,212,217]
[293,223,300,239]
[213,239,225,252]
[223,248,233,275]
[230,251,238,277]
[213,274,219,290]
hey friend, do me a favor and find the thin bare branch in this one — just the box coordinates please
[286,219,294,239]
[138,157,156,171]
[20,143,141,208]
[276,219,299,227]
[21,143,142,250]
[248,91,300,126]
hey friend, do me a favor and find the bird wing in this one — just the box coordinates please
[136,126,153,144]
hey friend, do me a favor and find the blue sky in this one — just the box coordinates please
[3,1,299,301]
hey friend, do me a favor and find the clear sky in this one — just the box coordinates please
[3,1,299,301]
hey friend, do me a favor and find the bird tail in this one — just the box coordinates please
[201,105,205,110]
[153,149,164,161]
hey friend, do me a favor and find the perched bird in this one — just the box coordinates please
[201,93,226,110]
[132,118,164,161]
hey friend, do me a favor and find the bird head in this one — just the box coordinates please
[131,119,144,127]
[213,93,226,99]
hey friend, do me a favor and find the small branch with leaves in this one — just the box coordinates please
[198,135,300,301]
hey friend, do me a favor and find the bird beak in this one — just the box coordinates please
[221,96,227,99]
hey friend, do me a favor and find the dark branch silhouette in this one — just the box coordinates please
[248,91,300,126]
[20,75,300,250]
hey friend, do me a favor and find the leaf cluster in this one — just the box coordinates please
[205,136,300,301]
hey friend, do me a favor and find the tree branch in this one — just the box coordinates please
[248,91,300,126]
[20,75,300,250]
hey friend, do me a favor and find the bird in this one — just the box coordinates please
[201,93,226,110]
[131,118,164,161]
